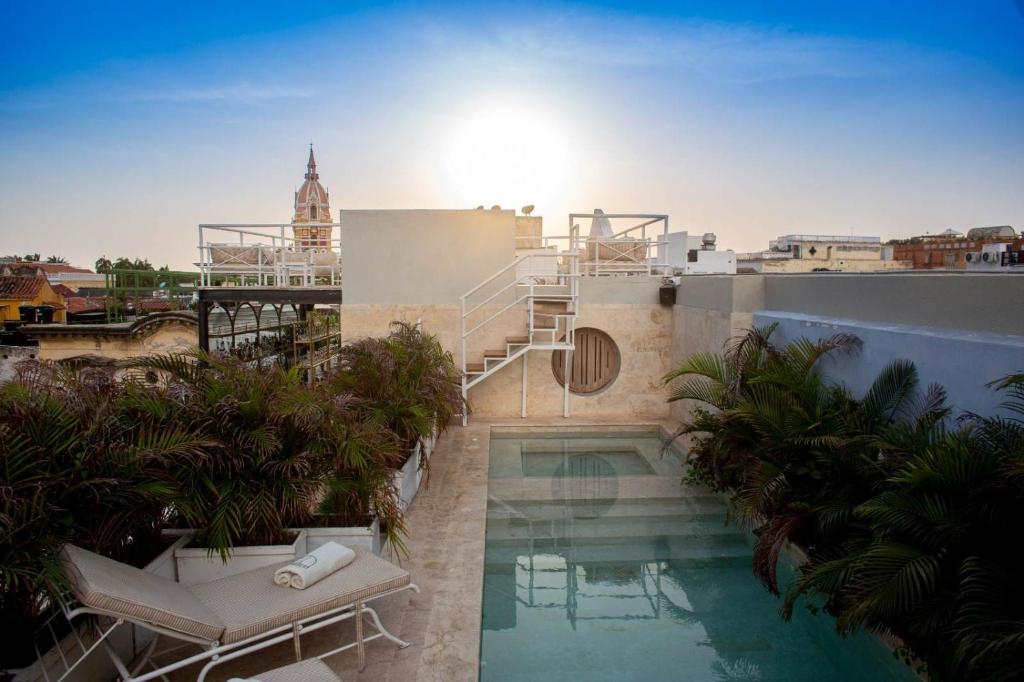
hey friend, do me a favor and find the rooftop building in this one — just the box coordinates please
[889,225,1022,269]
[737,234,911,273]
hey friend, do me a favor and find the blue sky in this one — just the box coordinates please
[1,1,1022,269]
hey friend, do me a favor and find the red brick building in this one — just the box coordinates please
[890,226,1022,270]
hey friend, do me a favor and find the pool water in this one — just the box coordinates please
[480,431,917,682]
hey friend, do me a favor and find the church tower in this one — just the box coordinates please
[292,146,332,251]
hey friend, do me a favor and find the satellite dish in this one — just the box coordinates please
[521,205,535,216]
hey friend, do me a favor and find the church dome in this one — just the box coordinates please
[293,146,331,224]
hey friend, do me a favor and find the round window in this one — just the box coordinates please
[552,327,621,395]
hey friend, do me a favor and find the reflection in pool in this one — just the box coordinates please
[480,431,918,682]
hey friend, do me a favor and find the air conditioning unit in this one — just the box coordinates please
[982,251,996,262]
[965,251,982,263]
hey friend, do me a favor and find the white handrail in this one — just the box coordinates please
[459,251,567,302]
[463,293,530,339]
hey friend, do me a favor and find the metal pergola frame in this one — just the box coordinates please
[196,287,342,355]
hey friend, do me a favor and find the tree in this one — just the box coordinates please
[45,255,68,264]
[108,257,155,271]
[95,256,113,273]
[22,253,40,262]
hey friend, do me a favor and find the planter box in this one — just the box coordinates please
[423,426,440,459]
[393,441,423,512]
[15,533,194,682]
[301,516,381,556]
[174,530,307,586]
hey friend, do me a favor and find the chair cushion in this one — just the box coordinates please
[61,544,225,642]
[189,548,410,644]
[249,659,341,682]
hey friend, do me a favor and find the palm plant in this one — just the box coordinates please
[783,408,1024,681]
[327,321,463,463]
[0,364,207,668]
[666,325,1024,680]
[312,386,407,552]
[132,351,334,553]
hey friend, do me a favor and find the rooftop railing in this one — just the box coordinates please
[516,213,671,276]
[196,224,341,287]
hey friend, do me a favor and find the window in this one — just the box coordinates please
[552,327,621,395]
[309,204,318,220]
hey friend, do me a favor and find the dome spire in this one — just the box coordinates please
[305,143,318,180]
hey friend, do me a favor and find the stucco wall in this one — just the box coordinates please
[762,272,1024,335]
[666,272,1024,422]
[340,296,676,420]
[468,303,674,419]
[757,311,1024,419]
[669,278,760,422]
[339,209,517,305]
[34,321,198,362]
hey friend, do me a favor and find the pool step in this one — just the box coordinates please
[487,496,726,521]
[486,514,737,542]
[484,533,751,565]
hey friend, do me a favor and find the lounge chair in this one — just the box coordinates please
[53,544,419,682]
[233,659,341,682]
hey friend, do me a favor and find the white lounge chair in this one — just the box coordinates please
[233,658,341,682]
[53,544,419,682]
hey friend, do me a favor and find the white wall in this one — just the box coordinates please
[339,209,517,304]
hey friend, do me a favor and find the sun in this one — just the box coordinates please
[441,103,569,211]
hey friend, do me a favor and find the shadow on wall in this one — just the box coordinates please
[755,311,1024,419]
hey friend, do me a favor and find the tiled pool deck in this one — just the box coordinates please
[166,419,673,681]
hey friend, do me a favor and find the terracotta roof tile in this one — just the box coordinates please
[52,283,77,298]
[0,276,44,300]
[65,296,108,315]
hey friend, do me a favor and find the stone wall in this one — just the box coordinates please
[340,297,676,420]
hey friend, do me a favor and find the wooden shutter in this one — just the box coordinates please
[552,328,621,395]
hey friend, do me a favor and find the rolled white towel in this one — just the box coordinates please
[273,567,295,586]
[227,678,262,682]
[282,542,356,590]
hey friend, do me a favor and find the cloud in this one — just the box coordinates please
[421,13,940,84]
[124,83,314,103]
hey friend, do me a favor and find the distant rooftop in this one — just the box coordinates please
[773,234,881,245]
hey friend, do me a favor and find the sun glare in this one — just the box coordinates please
[441,104,570,211]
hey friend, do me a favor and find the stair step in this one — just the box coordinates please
[484,349,508,358]
[506,336,529,345]
[466,363,485,373]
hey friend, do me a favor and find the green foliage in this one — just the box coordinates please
[665,326,1024,681]
[327,321,464,453]
[0,364,208,666]
[1,320,461,664]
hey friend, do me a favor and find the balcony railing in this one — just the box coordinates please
[197,224,341,287]
[515,213,671,276]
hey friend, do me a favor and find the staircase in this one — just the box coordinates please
[460,252,579,423]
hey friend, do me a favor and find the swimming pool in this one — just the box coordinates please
[479,429,917,681]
